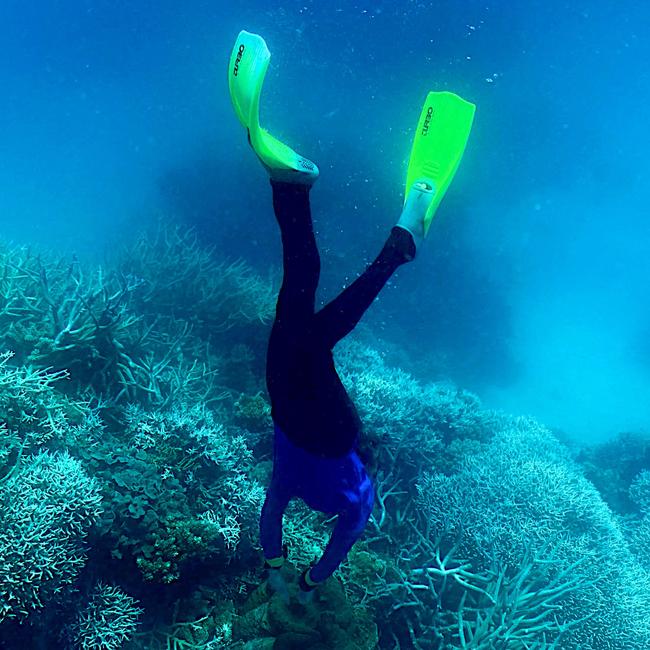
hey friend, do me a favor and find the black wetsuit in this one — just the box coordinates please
[265,181,415,457]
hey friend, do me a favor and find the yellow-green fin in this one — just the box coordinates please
[228,30,318,179]
[228,30,270,132]
[405,91,476,231]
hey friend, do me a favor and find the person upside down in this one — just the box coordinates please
[228,30,475,603]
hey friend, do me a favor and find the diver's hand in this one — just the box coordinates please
[297,568,318,605]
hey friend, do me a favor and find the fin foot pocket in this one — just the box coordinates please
[396,179,436,251]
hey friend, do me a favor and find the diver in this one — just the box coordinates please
[228,30,475,602]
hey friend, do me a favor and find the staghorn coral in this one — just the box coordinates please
[0,244,143,395]
[67,582,142,650]
[335,338,498,475]
[0,451,102,622]
[0,350,86,478]
[0,232,273,407]
[114,330,223,408]
[351,534,587,649]
[281,501,330,571]
[415,417,650,648]
[110,225,275,407]
[117,224,276,336]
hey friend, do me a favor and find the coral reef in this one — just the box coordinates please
[415,419,650,647]
[66,582,142,650]
[2,226,650,650]
[0,451,102,621]
[579,431,650,513]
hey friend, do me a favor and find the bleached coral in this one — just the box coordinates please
[0,451,102,621]
[124,402,264,553]
[335,338,498,471]
[416,418,650,648]
[118,225,276,332]
[67,582,142,650]
[630,469,650,513]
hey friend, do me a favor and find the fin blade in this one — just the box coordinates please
[227,29,319,182]
[228,30,270,131]
[405,91,476,230]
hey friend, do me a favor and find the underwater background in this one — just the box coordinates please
[1,1,650,648]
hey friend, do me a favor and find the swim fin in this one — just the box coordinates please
[405,91,476,232]
[228,30,319,184]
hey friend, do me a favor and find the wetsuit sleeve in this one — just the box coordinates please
[309,469,375,583]
[313,226,415,348]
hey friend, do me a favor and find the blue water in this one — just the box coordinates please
[3,1,648,444]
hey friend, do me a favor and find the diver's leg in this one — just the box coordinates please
[271,180,320,323]
[313,226,415,347]
[312,181,435,347]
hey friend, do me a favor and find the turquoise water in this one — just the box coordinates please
[1,2,650,648]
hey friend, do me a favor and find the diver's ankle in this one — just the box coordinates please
[396,179,435,251]
[392,226,417,261]
[263,157,319,186]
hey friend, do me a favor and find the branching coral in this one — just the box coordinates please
[0,233,270,407]
[415,417,650,648]
[0,245,143,394]
[118,224,276,334]
[281,501,331,570]
[625,471,650,571]
[0,451,102,622]
[0,350,91,480]
[121,403,264,569]
[7,226,649,650]
[0,229,278,643]
[138,596,234,650]
[413,539,590,648]
[115,337,223,408]
[579,431,650,514]
[67,582,142,650]
[347,532,586,649]
[335,338,498,476]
